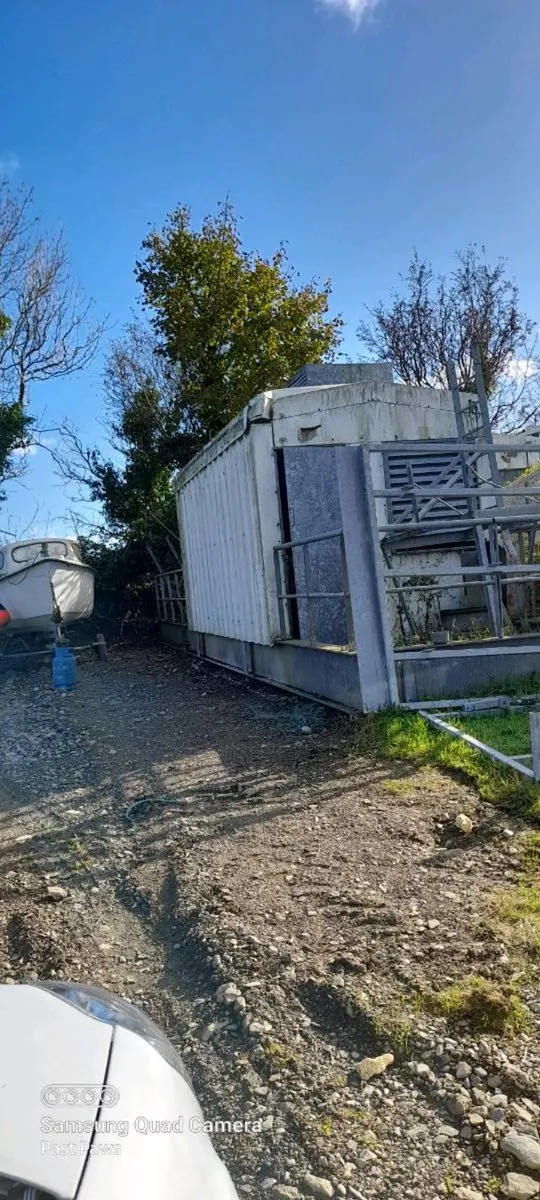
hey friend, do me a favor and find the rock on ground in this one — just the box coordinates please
[501,1132,540,1171]
[502,1174,540,1200]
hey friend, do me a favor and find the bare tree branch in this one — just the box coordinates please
[358,245,536,430]
[0,177,105,499]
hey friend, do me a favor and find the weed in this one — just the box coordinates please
[419,975,529,1034]
[486,1179,502,1195]
[381,778,416,797]
[343,985,412,1057]
[263,1041,299,1070]
[68,837,95,872]
[492,884,540,957]
[443,1175,454,1196]
[490,831,540,959]
[327,1073,346,1088]
[522,831,540,873]
[336,1108,371,1125]
[373,1009,412,1055]
[319,1116,333,1136]
[466,673,540,699]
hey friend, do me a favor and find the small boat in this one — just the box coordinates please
[0,538,94,634]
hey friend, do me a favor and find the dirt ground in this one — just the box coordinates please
[1,646,540,1200]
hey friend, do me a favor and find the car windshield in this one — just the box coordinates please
[11,541,68,564]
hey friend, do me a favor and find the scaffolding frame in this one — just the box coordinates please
[370,436,540,644]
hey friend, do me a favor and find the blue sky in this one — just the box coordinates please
[2,0,540,536]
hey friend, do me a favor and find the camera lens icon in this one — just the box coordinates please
[40,1085,119,1107]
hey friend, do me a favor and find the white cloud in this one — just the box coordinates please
[11,444,38,458]
[318,0,381,27]
[504,357,537,384]
[0,151,20,177]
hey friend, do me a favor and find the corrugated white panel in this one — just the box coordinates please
[179,436,271,645]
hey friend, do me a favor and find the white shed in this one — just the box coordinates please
[175,365,476,650]
[161,366,540,709]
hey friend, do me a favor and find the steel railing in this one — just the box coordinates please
[154,569,187,626]
[367,441,540,642]
[273,529,354,645]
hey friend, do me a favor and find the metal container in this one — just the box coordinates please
[176,401,281,646]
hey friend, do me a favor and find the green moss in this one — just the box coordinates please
[319,1116,333,1136]
[327,1073,346,1088]
[357,710,540,817]
[263,1041,299,1069]
[420,975,529,1034]
[336,1107,371,1125]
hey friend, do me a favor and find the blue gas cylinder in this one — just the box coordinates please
[52,646,77,690]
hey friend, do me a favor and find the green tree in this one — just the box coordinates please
[358,245,536,429]
[64,202,342,555]
[135,202,342,440]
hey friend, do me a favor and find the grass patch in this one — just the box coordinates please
[489,831,540,966]
[491,839,540,958]
[420,975,529,1034]
[381,778,418,797]
[522,830,540,872]
[470,672,540,699]
[358,709,540,816]
[456,710,531,756]
[492,885,540,957]
[372,1006,412,1055]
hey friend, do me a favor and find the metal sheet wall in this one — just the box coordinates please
[179,436,271,645]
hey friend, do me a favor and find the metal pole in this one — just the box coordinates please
[380,515,540,533]
[472,344,501,486]
[336,445,399,710]
[274,549,287,639]
[381,542,418,639]
[447,359,501,636]
[340,533,356,647]
[372,487,540,498]
[383,563,540,578]
[421,710,535,780]
[530,712,540,782]
[367,441,540,454]
[302,543,316,643]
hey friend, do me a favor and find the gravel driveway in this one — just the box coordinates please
[1,646,540,1200]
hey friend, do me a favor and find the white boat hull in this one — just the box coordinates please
[0,561,94,633]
